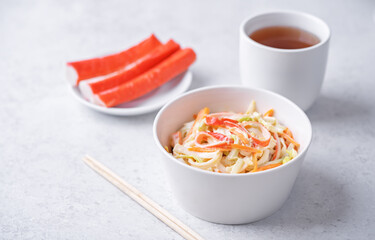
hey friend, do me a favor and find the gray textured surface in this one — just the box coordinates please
[1,0,375,239]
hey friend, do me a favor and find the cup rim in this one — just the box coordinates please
[240,10,331,53]
[153,85,312,178]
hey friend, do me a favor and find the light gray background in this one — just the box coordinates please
[1,0,374,239]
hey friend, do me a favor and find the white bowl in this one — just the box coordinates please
[153,86,312,224]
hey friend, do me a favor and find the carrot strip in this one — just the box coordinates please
[284,127,294,138]
[271,132,280,161]
[254,163,282,172]
[263,108,274,117]
[95,48,196,107]
[164,146,170,153]
[251,154,258,172]
[79,40,180,99]
[229,130,249,145]
[280,132,300,149]
[67,34,162,85]
[188,147,225,152]
[184,107,210,143]
[231,144,262,154]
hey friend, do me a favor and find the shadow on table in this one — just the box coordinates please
[242,164,348,230]
[306,94,370,123]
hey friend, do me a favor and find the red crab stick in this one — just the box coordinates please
[79,39,180,101]
[94,48,196,107]
[66,34,162,86]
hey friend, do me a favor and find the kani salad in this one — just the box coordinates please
[167,101,300,174]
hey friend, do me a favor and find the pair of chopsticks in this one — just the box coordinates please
[82,155,204,240]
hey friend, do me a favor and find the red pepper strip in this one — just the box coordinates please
[195,131,229,148]
[224,121,249,136]
[205,116,222,125]
[271,132,280,161]
[207,112,233,118]
[206,116,238,125]
[220,118,249,135]
[242,121,271,147]
[206,116,249,138]
[221,118,238,124]
[184,107,210,143]
[171,131,182,147]
[206,117,271,148]
[206,132,232,143]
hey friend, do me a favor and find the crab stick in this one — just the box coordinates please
[66,34,162,86]
[94,48,196,107]
[79,39,180,101]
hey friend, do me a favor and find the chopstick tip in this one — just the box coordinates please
[82,154,91,163]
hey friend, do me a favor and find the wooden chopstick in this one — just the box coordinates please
[82,155,204,240]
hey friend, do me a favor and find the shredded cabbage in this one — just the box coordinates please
[170,101,299,174]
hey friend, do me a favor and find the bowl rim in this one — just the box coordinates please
[153,85,312,177]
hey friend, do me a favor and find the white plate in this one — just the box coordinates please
[70,71,192,116]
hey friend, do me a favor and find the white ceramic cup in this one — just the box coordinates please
[153,86,312,224]
[239,11,330,111]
